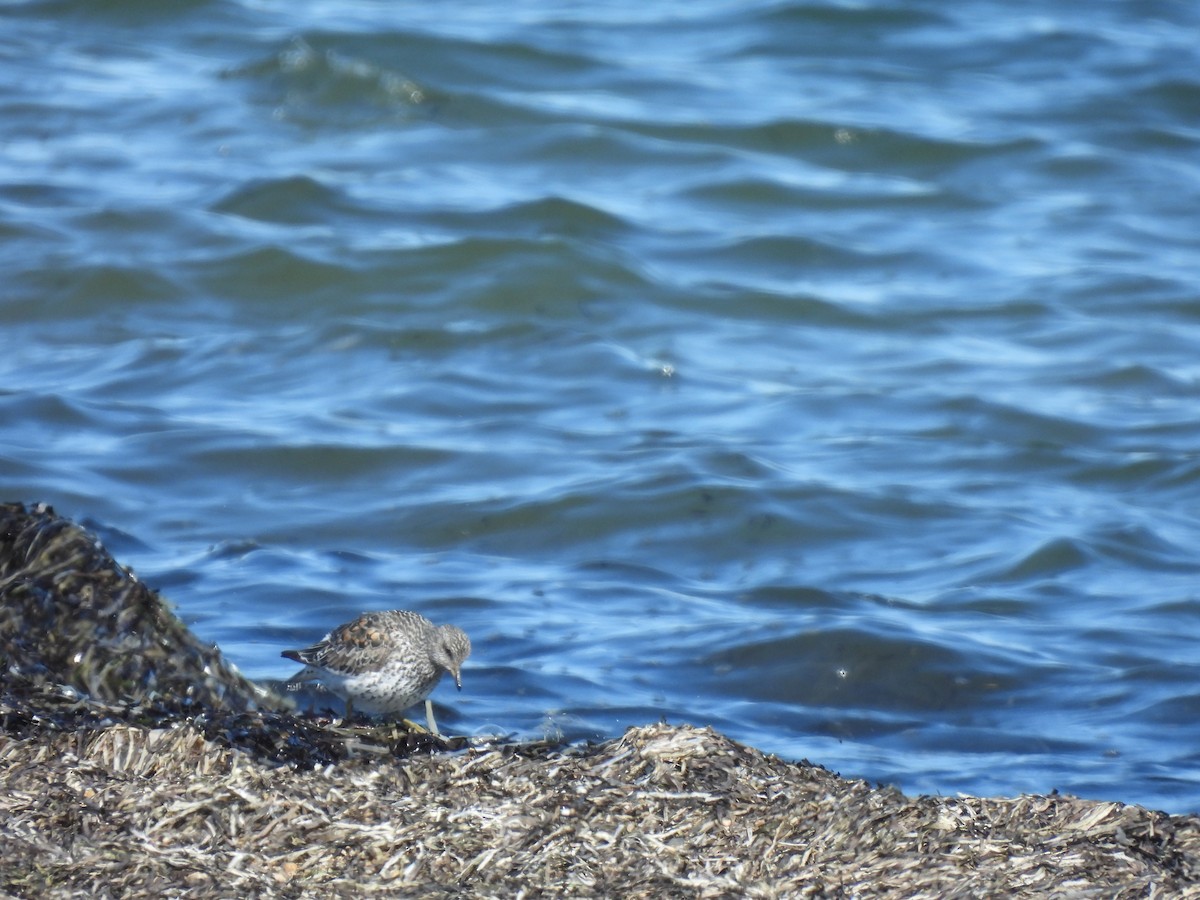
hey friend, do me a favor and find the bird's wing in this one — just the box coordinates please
[285,614,396,675]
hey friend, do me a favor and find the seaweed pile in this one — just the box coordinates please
[0,501,264,711]
[4,719,1197,897]
[2,501,1199,897]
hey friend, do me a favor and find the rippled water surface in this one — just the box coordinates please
[3,0,1200,811]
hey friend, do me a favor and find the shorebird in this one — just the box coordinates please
[282,609,470,736]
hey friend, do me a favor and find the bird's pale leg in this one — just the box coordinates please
[424,699,440,737]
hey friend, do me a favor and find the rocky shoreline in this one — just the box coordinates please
[2,502,1198,897]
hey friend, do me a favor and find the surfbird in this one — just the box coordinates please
[282,609,471,736]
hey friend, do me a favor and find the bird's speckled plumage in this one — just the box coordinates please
[282,610,471,729]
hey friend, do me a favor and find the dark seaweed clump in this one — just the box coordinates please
[0,501,263,710]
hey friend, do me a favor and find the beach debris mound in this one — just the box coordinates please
[0,501,265,711]
[1,720,1199,897]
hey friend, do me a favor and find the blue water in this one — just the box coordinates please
[3,0,1200,812]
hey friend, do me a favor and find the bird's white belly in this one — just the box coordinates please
[324,659,439,716]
